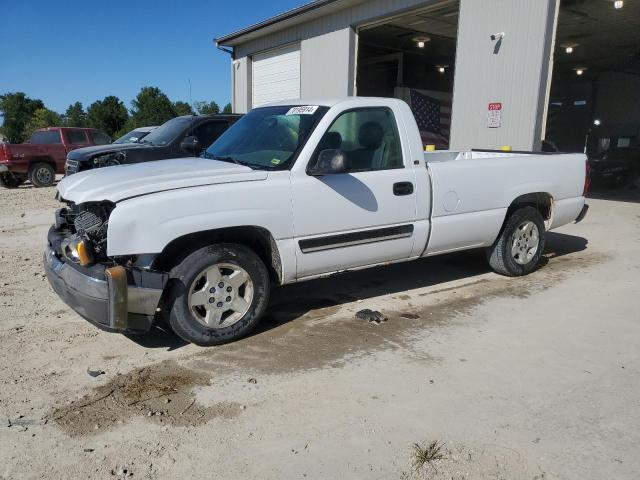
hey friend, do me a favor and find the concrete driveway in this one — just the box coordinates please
[0,185,638,479]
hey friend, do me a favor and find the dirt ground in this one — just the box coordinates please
[0,183,639,479]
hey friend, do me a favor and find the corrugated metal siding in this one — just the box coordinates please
[235,0,436,58]
[301,28,354,98]
[449,0,559,150]
[232,57,250,113]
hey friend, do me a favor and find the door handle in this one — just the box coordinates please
[393,182,414,196]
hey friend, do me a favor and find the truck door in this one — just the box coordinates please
[291,106,417,278]
[65,129,91,152]
[29,130,67,172]
[63,129,91,171]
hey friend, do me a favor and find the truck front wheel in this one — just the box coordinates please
[487,206,546,277]
[165,244,271,346]
[29,162,56,187]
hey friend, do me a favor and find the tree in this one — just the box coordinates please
[130,87,176,127]
[194,101,220,115]
[64,102,86,127]
[23,108,63,137]
[173,101,194,116]
[0,92,45,143]
[86,96,128,137]
[223,103,232,114]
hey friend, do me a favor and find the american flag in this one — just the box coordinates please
[410,89,451,149]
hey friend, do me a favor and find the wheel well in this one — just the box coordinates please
[505,192,554,229]
[29,157,56,170]
[152,226,283,284]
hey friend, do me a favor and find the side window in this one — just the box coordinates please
[190,121,229,149]
[29,130,62,144]
[90,131,112,145]
[314,108,403,172]
[66,129,88,144]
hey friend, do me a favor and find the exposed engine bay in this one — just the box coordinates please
[91,151,126,168]
[55,201,114,262]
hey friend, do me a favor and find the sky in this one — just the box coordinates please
[0,0,304,114]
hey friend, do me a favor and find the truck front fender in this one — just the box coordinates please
[106,178,293,259]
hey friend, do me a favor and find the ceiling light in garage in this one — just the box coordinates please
[614,0,624,9]
[593,119,601,126]
[575,67,585,76]
[561,43,578,54]
[413,36,430,48]
[565,46,573,54]
[436,65,447,73]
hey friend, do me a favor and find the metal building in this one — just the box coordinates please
[216,0,640,153]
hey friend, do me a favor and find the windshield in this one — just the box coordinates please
[204,105,328,169]
[141,117,191,146]
[113,130,151,144]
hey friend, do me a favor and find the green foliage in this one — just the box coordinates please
[64,102,86,127]
[194,100,220,115]
[173,101,194,116]
[86,96,129,137]
[1,87,231,143]
[412,441,445,471]
[130,87,176,127]
[113,119,136,141]
[0,92,45,143]
[23,108,63,137]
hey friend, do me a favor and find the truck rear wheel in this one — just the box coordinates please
[487,206,546,277]
[29,162,56,188]
[0,172,26,188]
[165,243,270,346]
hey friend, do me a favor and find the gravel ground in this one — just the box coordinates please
[0,183,638,479]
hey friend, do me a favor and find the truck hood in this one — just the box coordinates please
[67,143,148,161]
[57,157,268,204]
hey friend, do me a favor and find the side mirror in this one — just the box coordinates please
[308,149,347,176]
[180,135,199,153]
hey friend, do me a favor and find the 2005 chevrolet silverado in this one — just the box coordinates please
[44,97,589,346]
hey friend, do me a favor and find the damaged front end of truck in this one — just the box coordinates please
[44,199,168,333]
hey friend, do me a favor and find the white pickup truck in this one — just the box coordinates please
[45,97,589,345]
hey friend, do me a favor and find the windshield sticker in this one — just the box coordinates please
[271,158,282,165]
[286,106,319,116]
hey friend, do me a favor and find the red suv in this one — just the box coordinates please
[0,127,111,188]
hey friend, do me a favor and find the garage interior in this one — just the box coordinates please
[356,1,459,148]
[545,0,640,155]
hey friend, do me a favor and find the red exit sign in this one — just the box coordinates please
[488,102,502,111]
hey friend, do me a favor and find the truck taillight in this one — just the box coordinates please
[583,161,591,196]
[0,144,10,162]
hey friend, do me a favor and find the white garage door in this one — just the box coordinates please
[251,43,301,108]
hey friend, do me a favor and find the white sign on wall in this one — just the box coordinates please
[487,102,502,128]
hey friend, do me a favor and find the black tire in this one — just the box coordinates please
[0,172,26,188]
[29,162,56,188]
[487,206,546,277]
[165,243,270,346]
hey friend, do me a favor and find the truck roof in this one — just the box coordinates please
[260,97,408,109]
[34,126,100,132]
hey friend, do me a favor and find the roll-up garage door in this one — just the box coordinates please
[251,43,301,108]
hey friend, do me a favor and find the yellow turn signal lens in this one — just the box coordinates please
[425,144,436,152]
[76,241,92,266]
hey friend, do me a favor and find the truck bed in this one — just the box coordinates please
[423,150,587,256]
